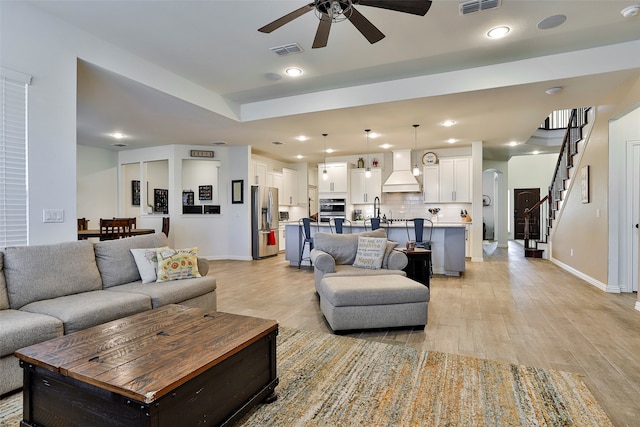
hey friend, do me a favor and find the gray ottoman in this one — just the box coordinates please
[317,275,430,332]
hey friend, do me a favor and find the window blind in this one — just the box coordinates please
[1,68,32,247]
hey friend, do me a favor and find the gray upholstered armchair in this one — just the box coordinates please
[309,229,408,291]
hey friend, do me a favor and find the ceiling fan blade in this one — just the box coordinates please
[312,18,332,49]
[258,3,315,33]
[355,0,432,16]
[348,7,385,44]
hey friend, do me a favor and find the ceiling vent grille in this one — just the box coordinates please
[269,43,304,56]
[459,0,501,15]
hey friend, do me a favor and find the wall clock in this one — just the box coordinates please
[422,152,438,165]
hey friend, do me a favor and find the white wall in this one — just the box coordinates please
[609,103,640,294]
[1,1,238,245]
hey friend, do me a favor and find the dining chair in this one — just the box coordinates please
[113,217,136,229]
[77,218,89,231]
[99,218,132,240]
[162,217,170,237]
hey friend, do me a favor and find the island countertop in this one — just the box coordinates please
[284,221,466,276]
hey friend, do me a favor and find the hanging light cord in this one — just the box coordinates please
[322,133,328,180]
[413,124,420,176]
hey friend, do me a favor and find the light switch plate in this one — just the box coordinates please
[43,209,64,223]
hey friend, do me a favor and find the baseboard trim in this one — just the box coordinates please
[550,257,616,293]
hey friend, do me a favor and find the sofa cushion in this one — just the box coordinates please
[94,232,168,288]
[353,237,387,270]
[382,241,399,269]
[0,309,63,357]
[327,265,407,279]
[0,252,9,310]
[3,240,102,309]
[130,246,168,283]
[156,247,201,282]
[318,275,429,307]
[107,276,216,308]
[20,290,152,334]
[313,229,387,265]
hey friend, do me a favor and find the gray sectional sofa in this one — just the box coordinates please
[0,232,216,396]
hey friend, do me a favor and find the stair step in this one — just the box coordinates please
[524,248,545,258]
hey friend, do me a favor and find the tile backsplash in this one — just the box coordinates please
[356,193,471,223]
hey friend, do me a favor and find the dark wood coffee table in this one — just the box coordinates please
[15,305,278,427]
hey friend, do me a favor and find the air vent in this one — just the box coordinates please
[269,43,304,56]
[459,0,501,15]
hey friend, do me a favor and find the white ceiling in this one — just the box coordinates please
[31,0,640,162]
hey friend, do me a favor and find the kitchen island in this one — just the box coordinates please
[285,221,466,276]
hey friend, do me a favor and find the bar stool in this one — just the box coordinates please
[364,217,380,231]
[331,218,351,234]
[298,218,314,268]
[406,218,433,276]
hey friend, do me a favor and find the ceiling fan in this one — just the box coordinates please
[258,0,432,49]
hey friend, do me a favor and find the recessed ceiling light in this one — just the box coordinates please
[446,138,458,144]
[296,155,303,159]
[380,143,392,149]
[110,132,126,139]
[537,14,566,30]
[621,5,640,18]
[326,148,335,154]
[441,120,456,127]
[532,150,540,155]
[295,135,309,141]
[487,26,510,39]
[545,86,563,95]
[508,141,519,147]
[369,132,381,139]
[285,67,303,77]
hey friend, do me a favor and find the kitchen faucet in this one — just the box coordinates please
[374,196,381,219]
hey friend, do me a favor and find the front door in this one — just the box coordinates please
[514,188,541,240]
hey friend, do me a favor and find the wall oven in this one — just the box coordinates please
[319,198,346,223]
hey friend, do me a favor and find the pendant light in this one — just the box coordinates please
[365,129,371,178]
[322,133,328,181]
[412,124,420,176]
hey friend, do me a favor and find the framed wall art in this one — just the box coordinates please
[131,180,140,206]
[199,185,213,201]
[232,180,243,204]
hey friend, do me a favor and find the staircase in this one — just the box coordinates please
[524,107,590,258]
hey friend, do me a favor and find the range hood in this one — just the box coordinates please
[382,149,421,193]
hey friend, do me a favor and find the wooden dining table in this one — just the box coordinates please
[78,228,155,240]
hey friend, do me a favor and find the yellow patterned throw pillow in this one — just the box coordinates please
[353,237,387,270]
[156,247,201,282]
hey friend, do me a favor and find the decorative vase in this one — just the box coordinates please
[357,158,365,168]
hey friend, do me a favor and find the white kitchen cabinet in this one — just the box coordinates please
[318,162,348,193]
[282,167,298,206]
[350,168,381,204]
[266,171,282,194]
[422,166,439,203]
[251,161,267,186]
[439,157,471,203]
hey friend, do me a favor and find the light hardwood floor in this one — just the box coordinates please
[214,241,640,427]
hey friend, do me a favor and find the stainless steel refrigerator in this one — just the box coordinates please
[251,186,279,259]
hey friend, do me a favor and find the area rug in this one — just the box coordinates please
[0,327,612,427]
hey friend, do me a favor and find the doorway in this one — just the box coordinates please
[513,188,540,240]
